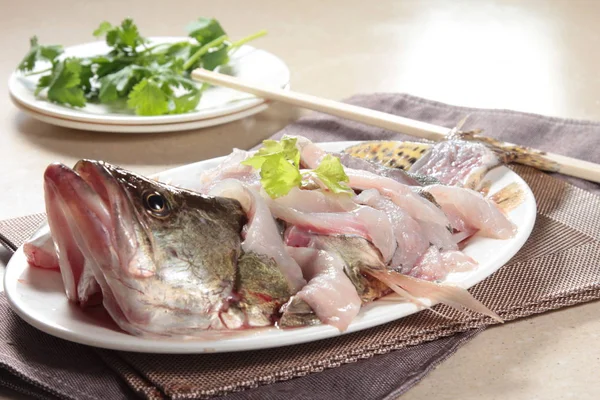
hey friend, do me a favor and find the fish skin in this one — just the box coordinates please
[334,152,422,186]
[343,141,432,170]
[285,228,391,303]
[319,236,391,303]
[343,139,501,190]
[279,296,321,327]
[234,252,292,328]
[409,140,502,189]
[343,133,558,189]
[43,160,294,336]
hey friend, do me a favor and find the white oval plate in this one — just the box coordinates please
[8,37,290,126]
[4,141,536,353]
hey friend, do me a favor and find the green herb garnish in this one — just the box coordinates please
[243,137,353,198]
[307,154,352,195]
[17,18,267,116]
[18,36,63,72]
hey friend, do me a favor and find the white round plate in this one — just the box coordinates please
[8,37,290,126]
[4,141,536,353]
[11,96,271,133]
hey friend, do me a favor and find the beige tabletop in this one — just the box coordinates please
[1,0,599,399]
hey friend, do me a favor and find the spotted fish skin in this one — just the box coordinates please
[343,138,500,190]
[344,129,559,175]
[343,141,432,170]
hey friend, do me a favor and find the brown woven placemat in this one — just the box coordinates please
[1,93,599,400]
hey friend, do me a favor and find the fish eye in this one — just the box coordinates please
[143,191,170,218]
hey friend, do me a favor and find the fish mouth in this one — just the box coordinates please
[44,160,146,280]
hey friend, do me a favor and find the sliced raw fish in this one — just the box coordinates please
[425,185,517,239]
[274,187,357,213]
[209,179,307,293]
[355,189,429,269]
[23,231,59,270]
[345,169,450,225]
[335,153,421,186]
[410,140,501,189]
[406,246,477,281]
[269,200,396,263]
[281,247,361,331]
[160,149,260,193]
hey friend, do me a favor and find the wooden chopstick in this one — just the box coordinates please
[191,68,600,184]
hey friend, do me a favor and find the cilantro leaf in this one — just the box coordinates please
[35,75,52,95]
[93,21,113,37]
[244,138,353,198]
[119,19,144,48]
[162,75,202,114]
[157,58,185,75]
[202,45,230,70]
[98,65,144,103]
[127,78,169,115]
[96,18,147,55]
[186,18,226,45]
[310,155,352,195]
[92,57,135,80]
[242,136,300,169]
[259,153,302,198]
[18,36,63,72]
[182,35,228,71]
[35,58,87,107]
[172,90,201,113]
[164,42,196,62]
[79,59,94,94]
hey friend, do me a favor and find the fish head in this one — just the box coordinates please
[44,160,249,335]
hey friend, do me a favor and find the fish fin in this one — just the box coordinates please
[489,182,525,213]
[383,281,452,320]
[447,115,471,138]
[457,132,559,172]
[367,269,503,323]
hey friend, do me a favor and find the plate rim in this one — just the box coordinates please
[4,141,537,353]
[10,94,272,134]
[8,37,289,125]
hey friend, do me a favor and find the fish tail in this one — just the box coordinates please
[458,133,559,172]
[366,269,503,323]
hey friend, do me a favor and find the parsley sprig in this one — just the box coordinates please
[243,137,353,198]
[17,18,267,116]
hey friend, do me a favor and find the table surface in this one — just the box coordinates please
[1,1,599,399]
